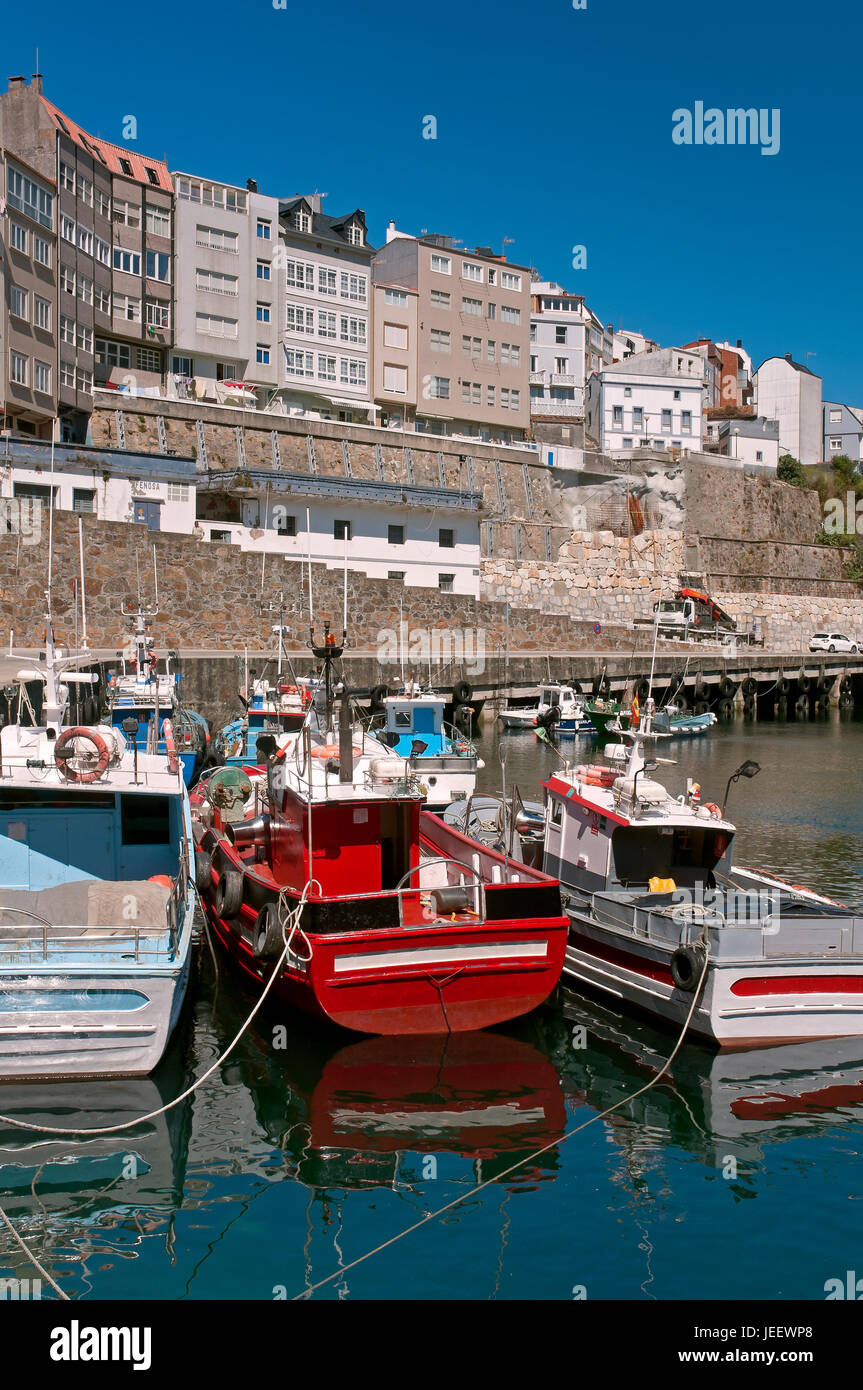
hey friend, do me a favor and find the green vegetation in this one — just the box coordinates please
[777,453,807,486]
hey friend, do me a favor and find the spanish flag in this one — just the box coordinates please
[630,694,640,727]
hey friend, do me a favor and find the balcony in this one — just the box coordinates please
[550,373,576,387]
[530,397,584,418]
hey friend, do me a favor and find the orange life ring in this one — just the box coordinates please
[54,727,110,784]
[162,718,180,775]
[704,801,722,819]
[311,743,362,759]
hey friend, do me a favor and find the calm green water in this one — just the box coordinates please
[1,714,862,1301]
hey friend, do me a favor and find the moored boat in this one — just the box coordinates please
[499,683,594,735]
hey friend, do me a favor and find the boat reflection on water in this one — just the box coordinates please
[543,987,863,1174]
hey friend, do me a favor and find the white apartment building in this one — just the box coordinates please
[586,348,705,456]
[612,328,659,361]
[172,172,281,396]
[753,354,823,465]
[278,195,374,424]
[529,280,613,421]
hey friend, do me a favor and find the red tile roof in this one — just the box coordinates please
[41,97,173,192]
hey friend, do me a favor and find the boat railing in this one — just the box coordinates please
[394,855,486,925]
[0,918,180,964]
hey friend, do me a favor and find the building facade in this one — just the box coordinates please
[753,354,822,465]
[586,348,705,456]
[529,280,612,426]
[372,224,531,443]
[1,144,57,437]
[704,415,779,468]
[823,401,863,464]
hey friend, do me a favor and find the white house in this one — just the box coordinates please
[705,416,780,469]
[753,354,822,464]
[586,348,704,456]
[529,280,613,422]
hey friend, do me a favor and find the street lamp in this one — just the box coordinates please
[723,759,761,815]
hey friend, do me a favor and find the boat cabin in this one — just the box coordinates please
[379,695,448,757]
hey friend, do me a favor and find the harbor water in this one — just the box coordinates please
[1,712,862,1301]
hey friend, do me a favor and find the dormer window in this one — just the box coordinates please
[119,158,133,176]
[293,208,311,233]
[347,221,364,246]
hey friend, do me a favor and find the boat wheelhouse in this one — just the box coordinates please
[499,684,593,735]
[369,687,483,810]
[540,704,863,1048]
[193,623,566,1036]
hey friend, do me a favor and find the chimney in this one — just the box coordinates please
[30,73,42,93]
[246,177,257,192]
[736,338,742,348]
[7,75,25,88]
[785,352,792,361]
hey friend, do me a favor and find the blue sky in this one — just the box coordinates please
[5,0,860,402]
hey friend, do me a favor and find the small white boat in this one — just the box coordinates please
[499,684,593,734]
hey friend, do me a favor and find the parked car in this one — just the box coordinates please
[809,632,859,653]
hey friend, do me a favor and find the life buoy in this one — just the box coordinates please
[54,727,110,783]
[311,743,361,759]
[703,802,722,819]
[162,718,180,775]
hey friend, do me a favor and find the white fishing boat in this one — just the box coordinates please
[0,606,195,1079]
[538,698,863,1048]
[499,684,593,734]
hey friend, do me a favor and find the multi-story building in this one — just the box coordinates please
[753,354,822,464]
[372,224,531,443]
[823,402,863,465]
[172,172,281,396]
[1,143,57,437]
[612,327,659,361]
[528,279,612,432]
[0,74,174,440]
[704,415,779,468]
[278,194,374,423]
[586,348,705,456]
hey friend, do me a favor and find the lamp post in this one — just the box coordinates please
[723,759,761,815]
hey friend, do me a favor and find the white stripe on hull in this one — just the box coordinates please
[335,939,549,973]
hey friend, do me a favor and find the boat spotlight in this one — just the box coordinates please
[723,759,761,814]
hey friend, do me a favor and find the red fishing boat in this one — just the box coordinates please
[192,623,567,1035]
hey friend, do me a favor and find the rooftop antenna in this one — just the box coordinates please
[502,236,514,258]
[46,424,56,611]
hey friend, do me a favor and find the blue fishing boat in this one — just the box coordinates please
[106,603,209,786]
[0,611,195,1079]
[368,681,483,810]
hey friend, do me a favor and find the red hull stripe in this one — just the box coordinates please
[569,930,674,985]
[543,777,629,826]
[730,976,863,997]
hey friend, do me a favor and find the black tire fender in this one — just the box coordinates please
[370,684,389,711]
[671,944,706,992]
[253,901,284,960]
[195,849,213,894]
[452,679,472,705]
[214,869,244,920]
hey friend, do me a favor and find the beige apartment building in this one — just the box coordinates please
[372,223,531,444]
[1,145,57,437]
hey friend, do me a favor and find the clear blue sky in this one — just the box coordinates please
[5,0,860,402]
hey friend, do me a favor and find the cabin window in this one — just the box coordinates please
[395,710,412,728]
[611,825,726,887]
[121,794,172,845]
[549,798,563,825]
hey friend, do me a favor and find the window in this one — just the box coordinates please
[756,450,763,462]
[554,356,566,372]
[7,166,53,227]
[339,315,367,345]
[113,248,141,275]
[256,343,270,364]
[388,524,405,545]
[613,405,623,429]
[284,348,313,376]
[388,570,405,581]
[384,288,407,306]
[673,389,681,400]
[317,266,336,295]
[9,221,26,253]
[33,235,50,266]
[196,268,238,296]
[429,327,450,353]
[681,410,692,432]
[439,528,454,548]
[340,272,366,302]
[274,511,297,536]
[60,316,75,345]
[77,275,93,305]
[511,389,520,410]
[9,351,28,385]
[334,519,352,541]
[624,386,632,397]
[633,406,644,428]
[112,200,141,228]
[77,174,93,206]
[34,296,51,330]
[347,222,364,246]
[196,224,238,252]
[10,286,27,319]
[172,355,192,376]
[166,483,189,503]
[285,259,314,291]
[430,254,451,274]
[438,573,454,592]
[119,158,133,176]
[829,409,842,423]
[462,296,482,316]
[145,300,170,329]
[98,191,111,218]
[286,304,314,335]
[501,271,522,291]
[462,261,483,282]
[829,437,842,450]
[384,322,408,350]
[256,219,271,240]
[114,294,141,322]
[501,305,520,324]
[60,162,75,191]
[430,288,451,308]
[72,487,95,512]
[76,324,93,352]
[383,363,407,394]
[145,207,171,237]
[429,376,450,399]
[257,302,271,323]
[196,311,238,338]
[318,310,336,339]
[317,354,336,381]
[510,344,521,366]
[292,207,311,233]
[339,357,366,387]
[94,235,110,265]
[61,214,75,243]
[136,348,161,372]
[500,387,509,409]
[487,303,496,320]
[60,361,75,389]
[556,325,567,344]
[146,250,170,282]
[661,409,672,432]
[255,259,271,282]
[623,438,633,448]
[34,360,51,395]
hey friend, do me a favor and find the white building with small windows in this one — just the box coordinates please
[529,280,613,424]
[171,172,282,396]
[585,348,705,456]
[277,195,375,424]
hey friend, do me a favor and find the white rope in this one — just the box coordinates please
[0,882,315,1139]
[0,1204,70,1300]
[293,950,711,1300]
